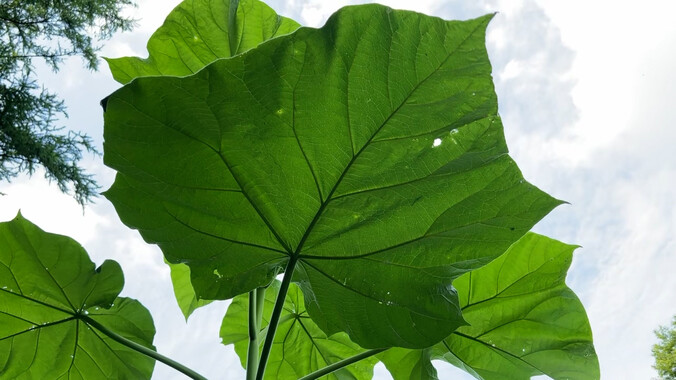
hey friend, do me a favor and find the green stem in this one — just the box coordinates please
[246,290,260,380]
[247,286,266,380]
[298,348,387,380]
[82,315,208,380]
[255,256,298,380]
[255,287,266,327]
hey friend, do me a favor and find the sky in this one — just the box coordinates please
[1,0,675,379]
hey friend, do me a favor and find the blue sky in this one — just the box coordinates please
[1,0,675,379]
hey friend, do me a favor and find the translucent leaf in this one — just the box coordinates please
[0,214,155,379]
[105,0,299,83]
[380,233,600,380]
[107,0,300,320]
[167,259,213,320]
[103,5,560,348]
[220,280,377,379]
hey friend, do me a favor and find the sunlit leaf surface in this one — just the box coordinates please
[106,0,299,84]
[0,214,155,379]
[113,0,301,320]
[167,259,213,320]
[103,4,560,348]
[380,233,600,380]
[221,280,377,379]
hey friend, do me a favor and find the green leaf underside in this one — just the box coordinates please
[105,0,300,84]
[0,214,156,379]
[167,260,213,320]
[103,5,560,348]
[376,348,437,380]
[115,0,298,320]
[380,233,600,380]
[221,280,377,380]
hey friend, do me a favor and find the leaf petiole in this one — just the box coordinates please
[246,286,266,380]
[298,348,388,380]
[255,256,298,380]
[82,315,208,380]
[255,287,265,329]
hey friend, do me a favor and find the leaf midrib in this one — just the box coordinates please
[448,331,551,377]
[460,247,571,311]
[0,316,76,342]
[300,260,453,322]
[297,156,512,261]
[17,228,77,310]
[296,317,333,377]
[291,16,489,258]
[0,287,73,316]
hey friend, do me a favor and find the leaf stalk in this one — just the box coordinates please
[255,256,298,380]
[298,348,388,380]
[82,315,208,380]
[255,287,266,327]
[246,290,260,380]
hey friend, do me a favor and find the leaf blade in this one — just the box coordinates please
[105,0,300,83]
[167,261,213,320]
[103,5,560,348]
[220,280,378,380]
[0,214,156,379]
[380,233,600,380]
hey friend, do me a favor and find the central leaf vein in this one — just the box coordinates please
[292,44,324,203]
[449,331,549,374]
[297,317,331,372]
[0,287,74,316]
[300,260,449,321]
[166,208,288,255]
[0,317,76,342]
[292,19,489,256]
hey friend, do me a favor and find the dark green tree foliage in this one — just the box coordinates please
[0,0,136,204]
[654,316,676,380]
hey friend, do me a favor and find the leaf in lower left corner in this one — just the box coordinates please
[0,213,156,379]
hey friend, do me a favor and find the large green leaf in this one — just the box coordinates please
[380,233,600,380]
[106,0,299,84]
[103,4,560,348]
[221,280,377,379]
[0,214,156,379]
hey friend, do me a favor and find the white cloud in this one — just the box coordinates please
[0,171,107,245]
[533,0,676,163]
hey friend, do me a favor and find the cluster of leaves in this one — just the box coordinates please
[653,316,676,380]
[1,0,600,379]
[220,233,598,380]
[0,0,137,204]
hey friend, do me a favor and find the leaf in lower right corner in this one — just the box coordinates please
[381,233,600,380]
